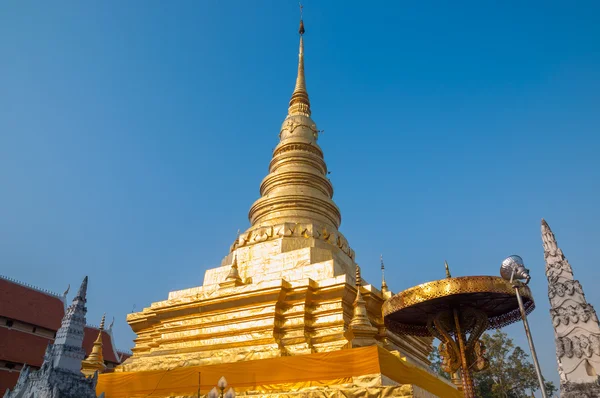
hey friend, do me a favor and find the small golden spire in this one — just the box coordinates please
[220,253,244,288]
[226,254,241,281]
[288,3,311,117]
[81,314,106,376]
[352,264,366,312]
[381,255,389,293]
[444,260,452,278]
[349,264,378,345]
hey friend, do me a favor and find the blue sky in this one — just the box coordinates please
[1,0,599,390]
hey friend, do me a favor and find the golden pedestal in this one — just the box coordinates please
[104,235,456,397]
[119,233,432,372]
[97,346,460,398]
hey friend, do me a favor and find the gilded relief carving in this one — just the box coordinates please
[230,222,355,260]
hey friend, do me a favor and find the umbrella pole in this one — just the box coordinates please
[453,308,475,398]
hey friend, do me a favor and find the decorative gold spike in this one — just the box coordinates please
[352,265,366,317]
[288,14,311,117]
[299,2,305,35]
[81,314,107,376]
[381,255,389,293]
[445,260,452,278]
[226,254,241,281]
[220,253,244,288]
[349,264,378,347]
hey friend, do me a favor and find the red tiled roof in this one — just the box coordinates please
[0,369,20,396]
[83,327,119,364]
[0,279,64,331]
[0,328,51,367]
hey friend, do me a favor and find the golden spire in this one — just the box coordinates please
[81,313,107,376]
[226,253,241,282]
[444,260,452,278]
[380,255,389,293]
[246,2,343,235]
[220,253,244,288]
[349,264,378,346]
[90,314,105,359]
[288,5,311,117]
[351,265,368,325]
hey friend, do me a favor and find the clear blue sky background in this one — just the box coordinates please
[1,0,599,391]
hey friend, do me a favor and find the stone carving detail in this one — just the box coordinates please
[551,304,599,327]
[549,280,584,299]
[547,258,575,282]
[557,335,600,359]
[562,382,600,398]
[542,219,600,395]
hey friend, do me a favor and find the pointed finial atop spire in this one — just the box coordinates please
[75,276,88,301]
[444,260,452,278]
[541,218,559,255]
[99,313,106,331]
[355,264,362,288]
[299,2,305,35]
[380,255,389,293]
[288,2,311,117]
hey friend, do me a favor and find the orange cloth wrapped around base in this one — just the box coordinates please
[97,346,461,398]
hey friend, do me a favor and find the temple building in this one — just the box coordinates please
[542,219,600,397]
[97,16,459,398]
[0,275,130,395]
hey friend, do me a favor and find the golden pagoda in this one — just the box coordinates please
[82,314,108,376]
[97,13,460,398]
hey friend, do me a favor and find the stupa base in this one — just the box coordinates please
[154,385,434,398]
[97,347,459,398]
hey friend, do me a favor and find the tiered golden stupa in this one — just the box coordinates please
[82,314,108,376]
[97,15,460,398]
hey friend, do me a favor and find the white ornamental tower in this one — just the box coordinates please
[542,219,600,397]
[52,276,89,372]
